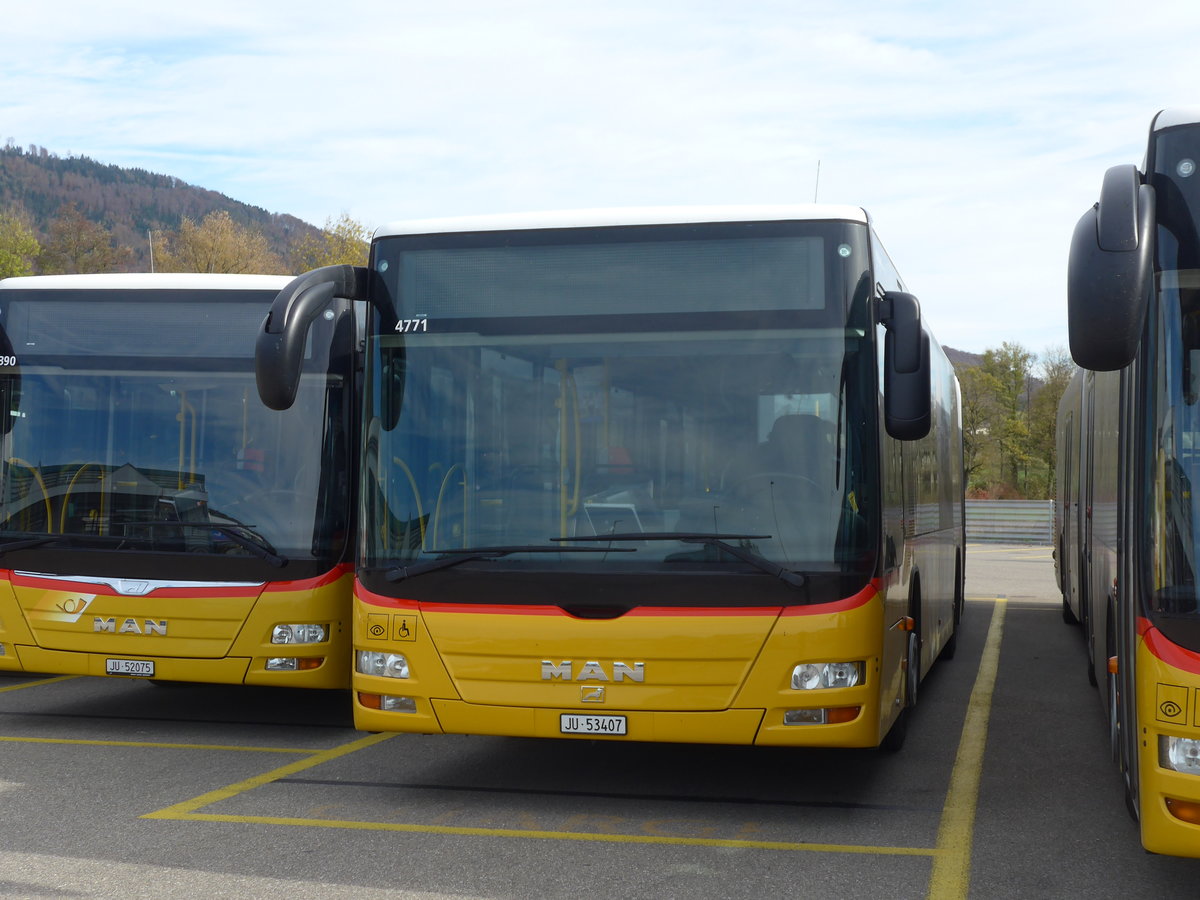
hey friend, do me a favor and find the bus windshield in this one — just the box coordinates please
[361,220,879,591]
[1144,122,1200,645]
[0,290,351,570]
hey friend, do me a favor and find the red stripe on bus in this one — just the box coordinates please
[1139,618,1200,675]
[779,578,881,616]
[263,563,353,592]
[355,578,879,617]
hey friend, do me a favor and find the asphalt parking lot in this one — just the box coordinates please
[1,545,1198,899]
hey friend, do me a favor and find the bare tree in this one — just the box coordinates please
[155,210,285,274]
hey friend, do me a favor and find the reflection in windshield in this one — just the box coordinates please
[0,371,340,560]
[364,331,876,576]
[1150,269,1200,616]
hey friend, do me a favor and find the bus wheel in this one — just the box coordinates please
[1084,591,1098,687]
[941,555,964,660]
[1107,607,1121,765]
[1062,592,1078,625]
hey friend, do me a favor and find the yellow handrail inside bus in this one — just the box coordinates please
[431,463,466,549]
[391,456,427,551]
[59,463,99,533]
[7,457,52,533]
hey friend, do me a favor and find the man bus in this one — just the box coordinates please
[258,206,964,749]
[1060,108,1200,856]
[0,273,355,687]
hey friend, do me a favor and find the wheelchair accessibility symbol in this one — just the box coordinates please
[393,615,417,642]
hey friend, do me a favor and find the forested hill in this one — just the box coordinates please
[0,142,320,270]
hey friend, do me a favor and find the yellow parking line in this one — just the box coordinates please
[143,731,396,818]
[142,605,1010,875]
[927,598,1006,899]
[166,811,945,855]
[0,675,76,693]
[144,728,944,856]
[0,735,317,754]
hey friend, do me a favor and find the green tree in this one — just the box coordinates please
[289,213,370,271]
[1026,345,1075,499]
[39,203,132,274]
[0,207,41,278]
[979,341,1036,494]
[956,363,991,493]
[154,210,285,274]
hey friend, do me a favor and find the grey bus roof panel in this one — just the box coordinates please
[0,273,292,292]
[373,204,871,240]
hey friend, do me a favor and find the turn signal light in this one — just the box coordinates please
[1166,798,1200,825]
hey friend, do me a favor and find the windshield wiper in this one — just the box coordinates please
[0,536,69,557]
[387,544,636,582]
[555,532,805,588]
[125,521,286,568]
[206,524,286,568]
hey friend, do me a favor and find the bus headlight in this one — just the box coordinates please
[791,662,863,690]
[356,650,410,679]
[272,624,329,644]
[1161,736,1200,775]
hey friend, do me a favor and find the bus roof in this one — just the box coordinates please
[0,273,292,292]
[374,205,871,239]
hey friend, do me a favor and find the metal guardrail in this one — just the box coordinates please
[965,499,1053,544]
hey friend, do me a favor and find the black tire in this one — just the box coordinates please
[1062,591,1079,625]
[941,555,964,661]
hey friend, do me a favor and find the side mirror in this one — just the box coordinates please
[257,265,371,410]
[1067,164,1155,371]
[880,291,931,441]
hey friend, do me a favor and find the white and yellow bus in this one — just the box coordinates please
[258,207,964,748]
[0,273,356,687]
[1060,109,1200,856]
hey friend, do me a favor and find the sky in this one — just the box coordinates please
[3,0,1200,358]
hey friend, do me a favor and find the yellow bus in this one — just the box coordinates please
[258,207,964,748]
[0,273,355,687]
[1060,109,1200,856]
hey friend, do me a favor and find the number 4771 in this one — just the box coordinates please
[394,318,428,333]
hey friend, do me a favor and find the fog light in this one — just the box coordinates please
[266,657,323,671]
[356,650,410,679]
[783,706,860,726]
[784,708,827,725]
[1161,736,1200,775]
[272,623,329,644]
[791,661,863,690]
[380,695,417,712]
[359,692,417,712]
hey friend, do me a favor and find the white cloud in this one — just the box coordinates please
[4,0,1200,351]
